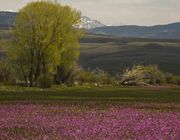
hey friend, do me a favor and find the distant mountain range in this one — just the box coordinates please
[79,16,105,29]
[0,11,105,29]
[90,23,180,39]
[1,11,180,39]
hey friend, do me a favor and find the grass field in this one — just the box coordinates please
[0,85,180,103]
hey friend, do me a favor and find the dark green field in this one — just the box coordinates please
[0,86,180,104]
[79,34,180,74]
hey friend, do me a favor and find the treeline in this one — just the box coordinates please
[0,60,180,88]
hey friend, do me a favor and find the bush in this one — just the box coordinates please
[174,76,180,85]
[94,68,113,84]
[38,75,52,88]
[165,73,180,85]
[55,65,77,85]
[75,70,96,84]
[121,65,165,86]
[0,61,15,84]
[75,68,114,85]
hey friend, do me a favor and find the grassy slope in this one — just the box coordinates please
[0,86,180,103]
[79,34,180,74]
[1,29,180,74]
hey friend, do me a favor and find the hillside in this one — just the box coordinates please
[0,11,16,28]
[90,23,180,39]
[1,28,180,74]
[79,34,180,74]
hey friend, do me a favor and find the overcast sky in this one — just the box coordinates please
[0,0,180,26]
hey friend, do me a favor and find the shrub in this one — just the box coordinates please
[94,68,113,84]
[55,65,79,86]
[0,61,15,84]
[165,73,180,85]
[175,76,180,85]
[75,68,113,85]
[75,70,97,84]
[38,74,52,88]
[121,65,165,86]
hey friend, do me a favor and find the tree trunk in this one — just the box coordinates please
[19,64,29,87]
[55,65,62,84]
[34,60,41,86]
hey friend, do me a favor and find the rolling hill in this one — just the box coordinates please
[90,23,180,39]
[0,11,16,28]
[79,34,180,74]
[1,29,180,74]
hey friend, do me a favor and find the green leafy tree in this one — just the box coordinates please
[9,1,82,86]
[55,31,81,84]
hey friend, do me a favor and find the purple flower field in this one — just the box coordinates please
[0,104,180,140]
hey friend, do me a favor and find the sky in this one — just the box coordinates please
[0,0,180,26]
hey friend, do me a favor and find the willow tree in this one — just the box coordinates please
[10,1,82,86]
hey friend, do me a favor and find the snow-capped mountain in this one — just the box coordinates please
[79,16,105,29]
[0,11,105,29]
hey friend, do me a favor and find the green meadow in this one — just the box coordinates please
[0,85,180,104]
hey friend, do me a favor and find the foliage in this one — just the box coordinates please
[75,68,113,85]
[172,76,180,85]
[165,73,180,85]
[0,60,15,84]
[38,74,52,89]
[0,39,11,59]
[75,70,96,84]
[94,68,113,84]
[55,65,79,85]
[55,23,83,85]
[121,65,166,86]
[9,1,82,86]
